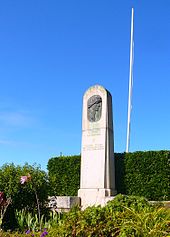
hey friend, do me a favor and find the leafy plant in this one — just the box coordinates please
[20,173,43,231]
[1,196,170,237]
[46,195,170,237]
[15,209,26,232]
[0,163,49,213]
[118,206,170,237]
[44,211,63,229]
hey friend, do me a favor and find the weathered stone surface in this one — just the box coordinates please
[48,196,80,212]
[78,85,116,209]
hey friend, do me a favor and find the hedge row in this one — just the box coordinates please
[48,155,80,196]
[122,151,170,200]
[48,151,170,201]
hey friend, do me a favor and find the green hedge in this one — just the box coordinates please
[47,151,170,200]
[123,151,170,201]
[47,155,80,196]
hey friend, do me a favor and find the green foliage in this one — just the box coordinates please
[48,151,169,201]
[15,209,47,232]
[115,153,126,194]
[0,163,49,212]
[15,209,63,233]
[44,211,63,229]
[0,195,170,236]
[15,210,25,232]
[123,151,170,201]
[48,155,80,196]
[106,194,153,212]
[47,194,170,237]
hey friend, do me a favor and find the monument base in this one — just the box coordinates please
[78,188,117,209]
[48,196,80,213]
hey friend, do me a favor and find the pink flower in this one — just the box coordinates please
[20,176,27,184]
[20,174,31,184]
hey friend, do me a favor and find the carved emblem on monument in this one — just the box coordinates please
[87,95,102,122]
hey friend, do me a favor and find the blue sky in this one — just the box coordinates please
[0,1,169,170]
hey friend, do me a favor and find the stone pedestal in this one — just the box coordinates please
[48,196,80,212]
[78,85,116,209]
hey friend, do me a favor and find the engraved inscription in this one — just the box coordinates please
[87,128,101,136]
[83,144,104,151]
[87,95,102,122]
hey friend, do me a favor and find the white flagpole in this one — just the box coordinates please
[126,8,134,153]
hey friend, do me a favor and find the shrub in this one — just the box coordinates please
[47,194,170,237]
[0,163,49,231]
[0,195,169,236]
[123,151,170,200]
[105,194,153,212]
[48,155,80,196]
[0,163,49,212]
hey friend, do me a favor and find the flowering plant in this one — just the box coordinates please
[20,174,31,184]
[20,174,42,231]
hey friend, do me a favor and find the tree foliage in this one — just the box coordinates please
[0,163,49,212]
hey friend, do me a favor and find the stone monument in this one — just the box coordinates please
[78,85,116,209]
